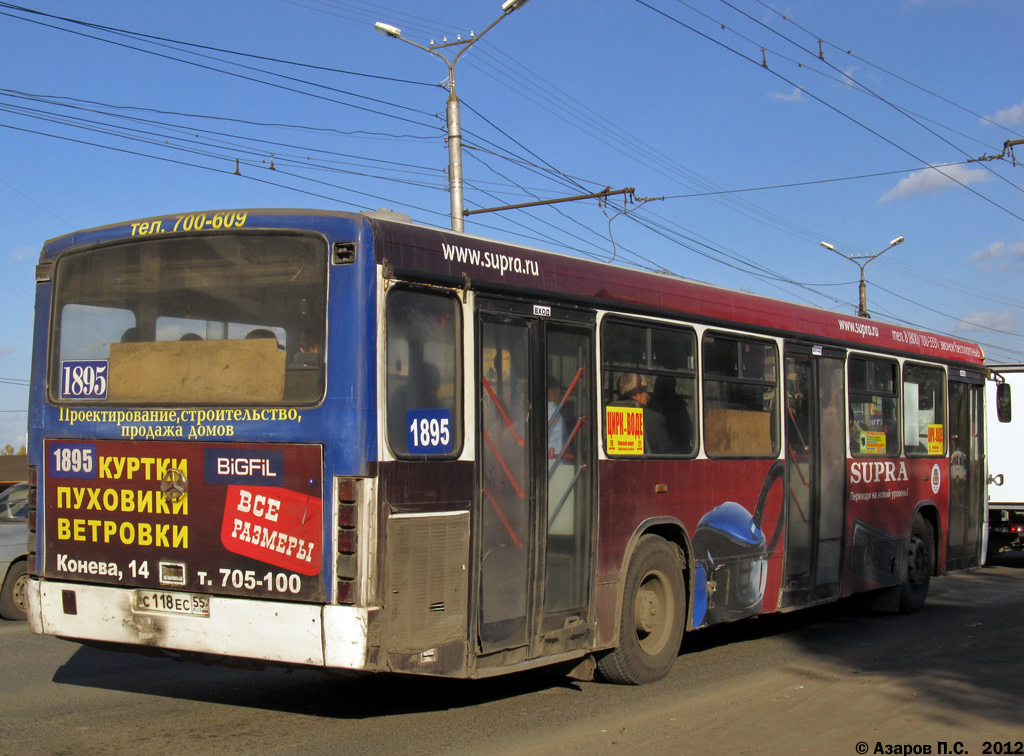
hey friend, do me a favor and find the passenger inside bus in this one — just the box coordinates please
[613,372,676,455]
[291,329,321,367]
[387,361,442,451]
[648,378,693,454]
[245,328,283,350]
[547,375,568,467]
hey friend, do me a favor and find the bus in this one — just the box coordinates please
[24,208,993,685]
[986,369,1023,560]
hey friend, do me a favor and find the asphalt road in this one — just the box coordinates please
[2,552,1023,756]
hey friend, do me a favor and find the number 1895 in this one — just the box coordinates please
[61,360,108,399]
[49,442,97,479]
[406,409,453,454]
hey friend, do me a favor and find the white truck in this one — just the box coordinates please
[986,370,1024,560]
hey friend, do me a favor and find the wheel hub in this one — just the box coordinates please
[636,587,660,634]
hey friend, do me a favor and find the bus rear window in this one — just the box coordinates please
[49,232,326,405]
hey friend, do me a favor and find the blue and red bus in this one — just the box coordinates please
[24,208,990,683]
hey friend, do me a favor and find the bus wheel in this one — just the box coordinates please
[899,514,933,614]
[597,535,684,685]
[1,560,28,621]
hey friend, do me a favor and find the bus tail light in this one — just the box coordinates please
[26,465,37,575]
[336,478,359,605]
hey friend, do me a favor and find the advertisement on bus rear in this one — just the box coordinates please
[43,440,324,602]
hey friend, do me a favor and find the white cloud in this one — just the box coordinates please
[987,101,1024,127]
[955,309,1018,334]
[11,246,35,263]
[880,164,990,202]
[966,237,1024,271]
[769,87,804,103]
[0,346,14,357]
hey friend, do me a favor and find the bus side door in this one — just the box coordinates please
[476,299,596,665]
[947,371,985,569]
[783,345,847,606]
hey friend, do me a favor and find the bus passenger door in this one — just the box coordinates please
[476,302,595,663]
[947,372,984,569]
[783,346,846,606]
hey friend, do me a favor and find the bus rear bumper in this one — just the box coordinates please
[26,579,373,670]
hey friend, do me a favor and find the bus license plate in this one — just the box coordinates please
[132,590,210,617]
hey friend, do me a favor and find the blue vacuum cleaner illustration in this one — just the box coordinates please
[692,461,785,627]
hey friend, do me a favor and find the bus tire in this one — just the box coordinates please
[899,514,933,614]
[597,534,684,685]
[1,560,28,621]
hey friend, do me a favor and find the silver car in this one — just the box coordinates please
[0,482,29,621]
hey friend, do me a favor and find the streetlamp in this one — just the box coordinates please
[375,1,530,233]
[820,236,904,319]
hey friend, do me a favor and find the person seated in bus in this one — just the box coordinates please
[387,362,442,452]
[120,327,141,343]
[649,378,693,454]
[418,362,441,408]
[614,372,676,455]
[179,332,203,341]
[291,329,321,367]
[245,328,283,350]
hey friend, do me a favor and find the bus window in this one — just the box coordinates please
[156,316,287,351]
[385,288,461,458]
[602,319,696,457]
[848,357,900,457]
[49,233,325,404]
[903,364,946,456]
[702,334,779,457]
[57,304,136,363]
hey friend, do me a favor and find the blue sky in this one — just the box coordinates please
[1,0,1022,449]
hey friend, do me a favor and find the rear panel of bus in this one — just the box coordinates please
[28,210,379,668]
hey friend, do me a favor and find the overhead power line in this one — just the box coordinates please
[2,0,1020,356]
[633,0,1024,225]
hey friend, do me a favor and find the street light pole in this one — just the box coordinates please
[375,1,530,233]
[821,236,905,319]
